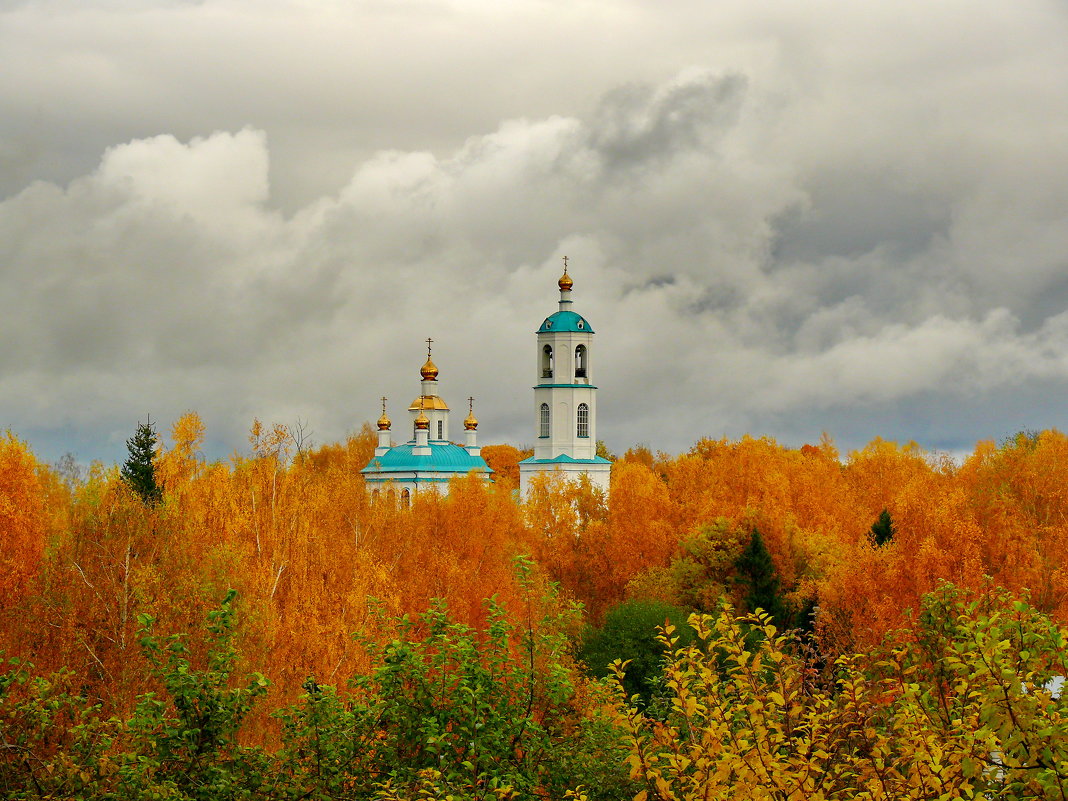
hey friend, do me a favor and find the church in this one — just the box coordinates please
[360,342,490,502]
[361,261,610,496]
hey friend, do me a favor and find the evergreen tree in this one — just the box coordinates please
[735,529,787,628]
[870,508,895,547]
[121,418,161,505]
[580,599,694,708]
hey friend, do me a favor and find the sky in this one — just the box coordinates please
[2,0,1068,466]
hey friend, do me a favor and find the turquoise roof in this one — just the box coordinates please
[538,310,594,334]
[362,442,491,477]
[518,454,612,465]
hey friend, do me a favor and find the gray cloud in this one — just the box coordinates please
[2,1,1068,464]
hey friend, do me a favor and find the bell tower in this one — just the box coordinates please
[519,259,611,493]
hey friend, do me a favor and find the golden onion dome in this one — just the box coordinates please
[377,413,391,431]
[420,357,439,381]
[464,411,478,431]
[414,410,430,430]
[558,269,573,291]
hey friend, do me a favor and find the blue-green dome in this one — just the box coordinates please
[537,310,594,334]
[362,442,490,477]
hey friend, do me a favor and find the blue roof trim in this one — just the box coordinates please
[537,310,594,334]
[534,383,598,389]
[364,476,457,484]
[518,455,613,465]
[362,442,491,475]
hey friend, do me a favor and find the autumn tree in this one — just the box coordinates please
[616,585,1068,800]
[120,419,161,505]
[0,433,46,618]
[481,443,532,491]
[628,518,747,612]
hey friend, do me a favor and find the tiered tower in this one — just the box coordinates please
[518,260,612,494]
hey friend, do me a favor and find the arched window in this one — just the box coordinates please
[542,344,554,378]
[437,420,443,440]
[400,488,410,509]
[539,403,550,438]
[577,403,589,438]
[575,345,587,378]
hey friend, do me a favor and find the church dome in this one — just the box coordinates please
[464,411,478,431]
[420,357,439,381]
[377,412,391,431]
[537,310,594,334]
[558,269,573,291]
[409,395,449,411]
[414,410,430,430]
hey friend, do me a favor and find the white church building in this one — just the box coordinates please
[361,261,610,497]
[360,343,491,501]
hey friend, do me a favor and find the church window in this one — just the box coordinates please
[400,488,410,509]
[437,420,443,439]
[575,345,587,378]
[542,345,553,378]
[577,403,589,438]
[540,403,550,437]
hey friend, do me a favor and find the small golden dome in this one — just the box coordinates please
[377,413,391,431]
[558,269,573,291]
[464,412,478,431]
[414,410,430,430]
[420,357,439,381]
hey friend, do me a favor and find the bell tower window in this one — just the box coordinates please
[542,345,554,378]
[539,403,550,438]
[577,403,589,438]
[575,345,587,378]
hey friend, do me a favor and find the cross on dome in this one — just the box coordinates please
[377,396,391,430]
[558,256,573,291]
[420,337,439,380]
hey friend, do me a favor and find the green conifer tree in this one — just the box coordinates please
[121,418,162,505]
[735,528,787,628]
[870,508,895,547]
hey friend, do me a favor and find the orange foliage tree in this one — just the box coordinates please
[0,433,46,627]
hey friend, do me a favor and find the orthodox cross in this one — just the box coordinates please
[426,337,433,358]
[468,396,474,415]
[380,397,387,416]
[562,255,569,272]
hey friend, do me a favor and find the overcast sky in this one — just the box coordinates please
[2,0,1068,466]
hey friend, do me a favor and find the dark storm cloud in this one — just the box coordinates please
[1,1,1068,464]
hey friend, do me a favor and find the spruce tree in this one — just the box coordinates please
[735,529,787,628]
[870,508,895,547]
[121,418,162,505]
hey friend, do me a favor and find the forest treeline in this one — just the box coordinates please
[2,417,1068,798]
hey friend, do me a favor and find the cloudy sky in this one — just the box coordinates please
[2,0,1068,465]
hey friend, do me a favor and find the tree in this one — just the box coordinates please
[120,419,161,505]
[614,585,1068,801]
[580,599,693,708]
[735,529,787,628]
[870,508,895,546]
[0,433,45,613]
